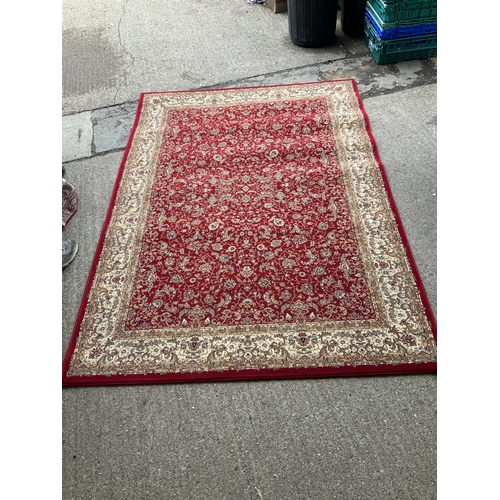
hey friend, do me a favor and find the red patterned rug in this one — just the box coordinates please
[63,80,436,386]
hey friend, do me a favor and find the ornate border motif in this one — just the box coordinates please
[63,80,436,383]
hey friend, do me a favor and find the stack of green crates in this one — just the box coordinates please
[364,0,437,64]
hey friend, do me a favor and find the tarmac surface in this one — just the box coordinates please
[62,1,437,498]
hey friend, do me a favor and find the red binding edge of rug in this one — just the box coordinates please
[62,79,437,387]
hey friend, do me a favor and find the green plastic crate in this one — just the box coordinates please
[365,19,437,64]
[366,1,436,30]
[368,0,437,23]
[380,0,436,5]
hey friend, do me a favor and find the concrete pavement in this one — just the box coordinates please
[62,1,437,498]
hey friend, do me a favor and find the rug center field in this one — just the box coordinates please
[125,98,376,332]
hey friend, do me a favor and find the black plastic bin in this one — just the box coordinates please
[340,0,367,38]
[288,0,339,48]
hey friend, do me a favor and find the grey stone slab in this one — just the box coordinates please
[62,111,93,162]
[63,376,436,500]
[93,101,139,153]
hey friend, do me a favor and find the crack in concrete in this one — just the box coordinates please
[113,0,136,106]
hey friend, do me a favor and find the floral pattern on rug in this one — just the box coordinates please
[65,81,436,379]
